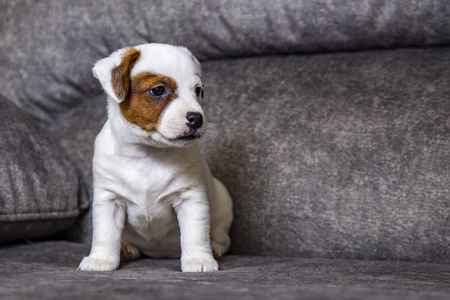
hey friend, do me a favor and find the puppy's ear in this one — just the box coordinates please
[92,47,141,103]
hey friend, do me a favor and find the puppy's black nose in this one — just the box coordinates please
[186,112,203,130]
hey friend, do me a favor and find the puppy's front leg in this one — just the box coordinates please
[175,191,218,272]
[78,189,126,271]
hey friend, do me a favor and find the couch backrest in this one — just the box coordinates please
[198,47,450,263]
[1,0,449,125]
[1,0,449,263]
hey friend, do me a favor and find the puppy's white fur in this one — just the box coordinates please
[78,43,233,272]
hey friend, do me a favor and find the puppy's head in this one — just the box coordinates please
[93,43,205,148]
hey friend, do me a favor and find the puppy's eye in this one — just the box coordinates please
[149,86,166,97]
[195,87,204,98]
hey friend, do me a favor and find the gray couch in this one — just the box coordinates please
[0,1,449,299]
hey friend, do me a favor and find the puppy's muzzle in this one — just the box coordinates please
[186,112,203,130]
[180,112,204,141]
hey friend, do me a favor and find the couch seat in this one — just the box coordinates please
[0,241,448,300]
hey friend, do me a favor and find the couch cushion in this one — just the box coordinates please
[1,0,449,125]
[0,241,449,300]
[53,47,450,263]
[47,94,108,243]
[0,98,89,244]
[200,47,450,263]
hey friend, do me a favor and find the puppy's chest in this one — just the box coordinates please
[114,157,192,223]
[119,159,181,202]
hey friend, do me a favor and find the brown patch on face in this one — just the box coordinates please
[119,72,178,131]
[111,47,141,100]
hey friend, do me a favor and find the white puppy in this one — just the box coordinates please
[78,43,233,272]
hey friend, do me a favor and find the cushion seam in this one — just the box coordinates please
[0,209,81,222]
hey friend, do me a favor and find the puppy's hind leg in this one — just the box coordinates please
[120,242,142,262]
[210,178,233,259]
[211,228,231,259]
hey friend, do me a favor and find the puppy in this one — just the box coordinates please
[78,43,233,272]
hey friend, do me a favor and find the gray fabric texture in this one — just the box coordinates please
[0,98,89,244]
[52,47,450,262]
[200,48,450,263]
[48,94,107,243]
[1,0,450,125]
[0,241,449,300]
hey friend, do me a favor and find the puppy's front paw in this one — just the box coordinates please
[181,257,219,272]
[78,256,119,271]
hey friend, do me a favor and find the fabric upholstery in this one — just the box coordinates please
[52,47,450,262]
[0,1,449,298]
[48,94,107,243]
[200,47,450,263]
[0,241,448,300]
[0,98,89,244]
[1,0,449,125]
